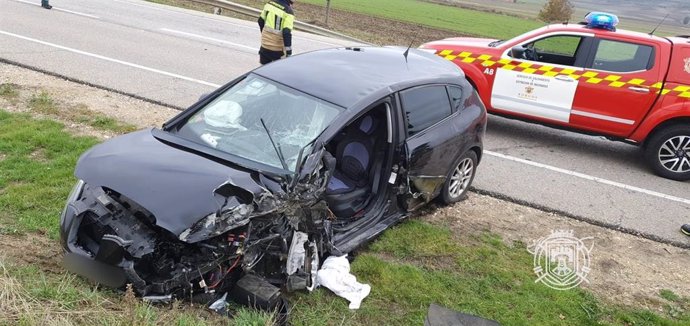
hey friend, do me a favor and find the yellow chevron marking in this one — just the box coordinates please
[582,71,598,78]
[462,57,476,63]
[628,78,645,85]
[482,60,496,67]
[543,71,559,77]
[502,64,517,70]
[518,62,533,68]
[679,92,690,98]
[609,81,626,88]
[673,85,690,92]
[498,58,512,64]
[560,68,576,75]
[522,68,537,74]
[538,66,554,72]
[478,54,492,60]
[439,49,453,56]
[586,78,603,84]
[651,82,663,89]
[604,75,621,81]
[444,55,457,61]
[459,51,472,58]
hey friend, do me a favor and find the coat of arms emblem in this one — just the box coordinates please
[528,230,594,290]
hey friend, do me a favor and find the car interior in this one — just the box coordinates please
[324,103,391,221]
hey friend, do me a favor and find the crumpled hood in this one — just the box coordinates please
[75,129,275,237]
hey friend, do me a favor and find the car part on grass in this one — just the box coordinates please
[424,303,501,326]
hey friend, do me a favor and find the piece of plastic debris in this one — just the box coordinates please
[208,293,229,316]
[316,255,371,309]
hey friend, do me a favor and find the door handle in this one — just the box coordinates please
[628,86,650,93]
[555,75,575,82]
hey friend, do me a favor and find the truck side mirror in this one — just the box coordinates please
[510,45,526,59]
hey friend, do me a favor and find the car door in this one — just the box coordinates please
[399,84,467,210]
[491,33,593,123]
[568,37,663,137]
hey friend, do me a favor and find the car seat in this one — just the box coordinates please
[325,115,378,218]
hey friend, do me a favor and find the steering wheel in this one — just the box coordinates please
[522,46,538,61]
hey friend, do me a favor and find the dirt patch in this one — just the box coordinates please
[0,234,63,275]
[420,193,690,309]
[160,0,464,46]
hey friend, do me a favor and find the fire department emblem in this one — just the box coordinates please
[684,58,690,74]
[525,85,535,94]
[528,230,593,290]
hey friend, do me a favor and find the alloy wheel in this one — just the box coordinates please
[658,135,690,173]
[448,157,474,198]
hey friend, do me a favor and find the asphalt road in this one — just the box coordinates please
[1,0,689,246]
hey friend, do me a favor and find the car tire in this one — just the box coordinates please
[441,150,478,204]
[644,125,690,181]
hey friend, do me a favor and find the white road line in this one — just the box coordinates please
[160,28,259,52]
[0,30,221,88]
[12,0,101,19]
[484,150,690,206]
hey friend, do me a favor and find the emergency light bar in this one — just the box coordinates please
[585,12,619,31]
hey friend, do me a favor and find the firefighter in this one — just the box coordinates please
[41,0,52,9]
[257,0,294,65]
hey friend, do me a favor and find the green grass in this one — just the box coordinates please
[289,220,690,325]
[1,110,688,325]
[0,110,97,238]
[299,0,543,39]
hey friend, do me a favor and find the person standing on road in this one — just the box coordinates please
[257,0,294,65]
[41,0,52,9]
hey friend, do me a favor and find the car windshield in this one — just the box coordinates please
[173,75,341,172]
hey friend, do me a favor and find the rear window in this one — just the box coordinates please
[590,39,654,72]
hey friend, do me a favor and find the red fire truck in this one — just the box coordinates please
[421,13,690,181]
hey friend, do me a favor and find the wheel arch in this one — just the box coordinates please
[642,117,690,148]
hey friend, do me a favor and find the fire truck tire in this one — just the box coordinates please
[644,125,690,181]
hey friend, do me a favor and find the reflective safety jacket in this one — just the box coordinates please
[258,0,294,53]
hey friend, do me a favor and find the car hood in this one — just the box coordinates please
[423,37,499,48]
[75,129,279,238]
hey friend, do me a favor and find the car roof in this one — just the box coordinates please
[252,46,465,109]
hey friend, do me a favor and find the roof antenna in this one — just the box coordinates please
[649,13,670,36]
[403,32,419,63]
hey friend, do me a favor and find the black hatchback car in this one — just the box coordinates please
[60,47,487,303]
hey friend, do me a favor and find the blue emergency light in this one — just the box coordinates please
[585,12,619,31]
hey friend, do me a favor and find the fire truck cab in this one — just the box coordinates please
[421,12,690,181]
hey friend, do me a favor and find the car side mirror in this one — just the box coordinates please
[510,45,526,59]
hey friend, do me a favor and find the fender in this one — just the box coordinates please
[629,99,690,143]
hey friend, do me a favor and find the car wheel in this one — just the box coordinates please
[644,125,690,181]
[441,151,478,204]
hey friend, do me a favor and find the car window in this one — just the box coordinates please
[527,35,584,66]
[447,86,463,112]
[400,85,452,136]
[590,39,654,72]
[173,75,341,171]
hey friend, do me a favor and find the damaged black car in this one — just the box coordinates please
[60,47,487,310]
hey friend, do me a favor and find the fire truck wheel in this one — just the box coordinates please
[645,125,690,181]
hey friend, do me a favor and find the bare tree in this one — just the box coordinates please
[538,0,574,23]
